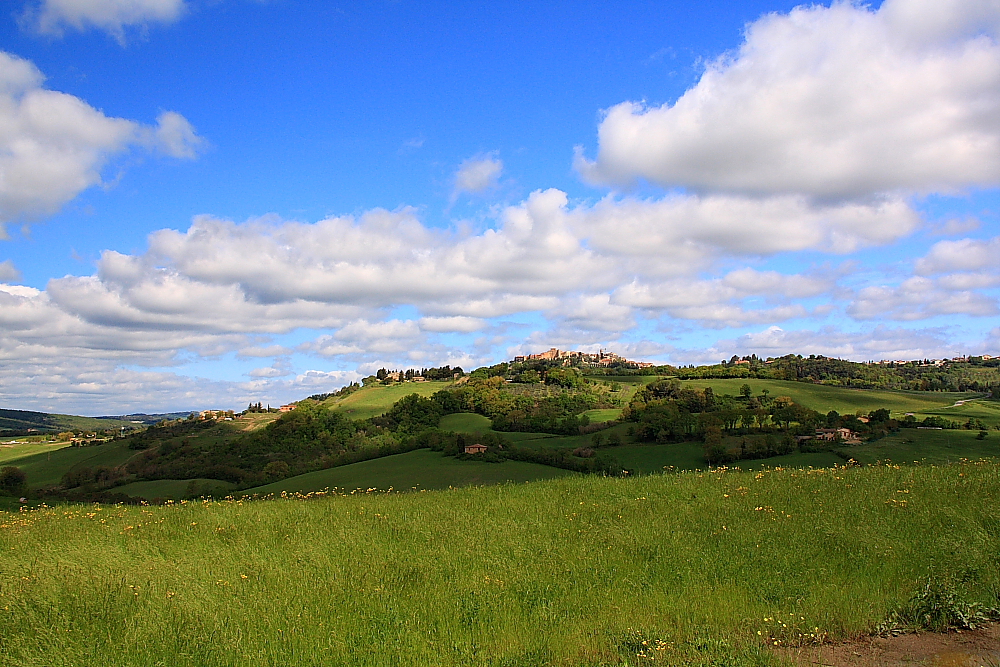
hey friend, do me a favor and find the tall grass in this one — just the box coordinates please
[2,461,999,666]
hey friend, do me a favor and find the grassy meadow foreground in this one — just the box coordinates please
[2,461,999,666]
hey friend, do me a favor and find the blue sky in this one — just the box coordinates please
[1,0,999,414]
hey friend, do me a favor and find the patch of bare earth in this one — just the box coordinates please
[779,624,1000,667]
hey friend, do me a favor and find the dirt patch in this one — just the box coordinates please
[779,624,1000,666]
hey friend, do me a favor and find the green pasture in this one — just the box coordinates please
[0,441,70,465]
[3,462,999,666]
[436,413,564,444]
[729,451,847,471]
[323,381,453,420]
[582,408,622,422]
[679,378,977,416]
[910,398,1000,427]
[113,478,237,500]
[594,375,662,385]
[438,412,493,433]
[606,441,707,473]
[498,423,635,452]
[497,431,558,443]
[244,448,575,494]
[8,442,140,489]
[598,441,842,475]
[839,427,999,465]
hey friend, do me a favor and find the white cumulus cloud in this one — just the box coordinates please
[22,0,187,41]
[0,260,22,282]
[915,236,1000,274]
[0,52,203,234]
[452,154,503,200]
[576,0,1000,200]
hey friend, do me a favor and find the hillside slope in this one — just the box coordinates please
[2,462,998,666]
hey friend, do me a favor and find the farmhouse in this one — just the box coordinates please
[814,427,854,442]
[279,404,297,413]
[464,443,488,454]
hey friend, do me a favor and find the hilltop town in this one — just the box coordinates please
[513,348,655,369]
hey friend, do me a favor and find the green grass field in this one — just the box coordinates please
[0,441,71,464]
[605,441,707,473]
[582,408,622,422]
[437,413,561,444]
[911,398,1000,427]
[597,442,842,475]
[244,448,575,494]
[322,381,454,420]
[515,423,634,451]
[438,412,493,433]
[113,478,238,500]
[8,441,140,489]
[3,461,999,666]
[679,378,978,417]
[840,427,999,465]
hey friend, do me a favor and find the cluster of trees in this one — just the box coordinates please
[668,354,1000,393]
[423,365,464,380]
[624,380,785,443]
[620,379,919,464]
[53,404,407,493]
[363,382,605,436]
[370,393,449,433]
[244,402,278,414]
[61,464,127,489]
[362,365,465,386]
[119,404,406,486]
[444,376,607,435]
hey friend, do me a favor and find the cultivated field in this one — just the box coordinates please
[2,461,998,666]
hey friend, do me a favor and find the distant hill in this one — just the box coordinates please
[94,412,197,425]
[0,408,55,432]
[0,408,138,436]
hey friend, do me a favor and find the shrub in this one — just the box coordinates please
[885,577,999,632]
[0,466,27,496]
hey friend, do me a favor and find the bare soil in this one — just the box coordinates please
[779,625,1000,667]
